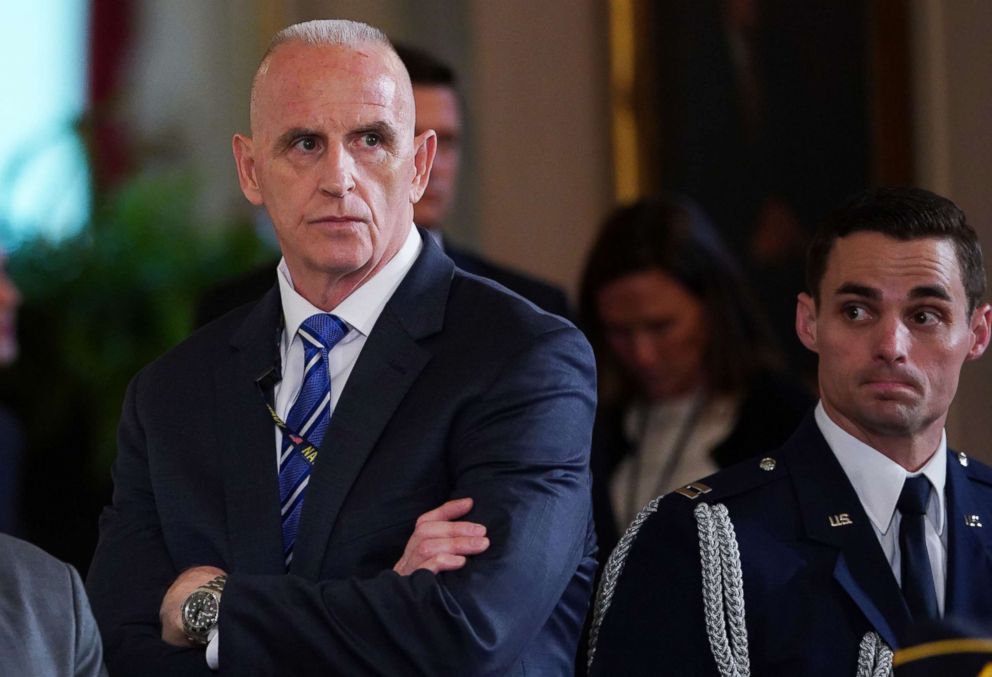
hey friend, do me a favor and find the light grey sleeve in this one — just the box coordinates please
[67,563,108,677]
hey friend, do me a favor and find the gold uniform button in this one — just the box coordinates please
[759,457,776,472]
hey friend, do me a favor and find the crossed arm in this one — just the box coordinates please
[158,498,490,646]
[88,326,596,676]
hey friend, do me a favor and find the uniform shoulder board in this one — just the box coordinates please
[671,454,786,503]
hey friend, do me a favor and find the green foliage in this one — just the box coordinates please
[6,171,271,475]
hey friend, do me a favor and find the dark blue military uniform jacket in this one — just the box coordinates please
[589,412,992,676]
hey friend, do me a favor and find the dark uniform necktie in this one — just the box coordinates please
[278,313,347,567]
[897,475,938,620]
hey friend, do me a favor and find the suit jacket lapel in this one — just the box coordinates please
[786,416,912,647]
[215,285,286,574]
[291,232,452,579]
[944,452,992,621]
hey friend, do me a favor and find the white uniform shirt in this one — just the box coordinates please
[815,402,947,615]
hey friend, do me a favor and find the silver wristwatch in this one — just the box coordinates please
[181,575,227,646]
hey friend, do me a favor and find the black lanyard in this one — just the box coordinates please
[255,319,320,467]
[265,402,320,467]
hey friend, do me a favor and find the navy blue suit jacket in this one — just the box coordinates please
[590,413,992,676]
[87,232,598,676]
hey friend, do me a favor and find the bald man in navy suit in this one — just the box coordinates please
[88,19,596,676]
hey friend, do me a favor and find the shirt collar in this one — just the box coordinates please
[814,401,946,536]
[277,225,423,342]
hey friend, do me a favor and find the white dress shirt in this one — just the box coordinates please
[814,402,947,615]
[273,226,423,450]
[206,225,422,670]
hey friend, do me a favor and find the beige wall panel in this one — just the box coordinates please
[914,0,992,462]
[468,0,612,299]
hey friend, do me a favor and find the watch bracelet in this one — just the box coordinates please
[202,574,227,594]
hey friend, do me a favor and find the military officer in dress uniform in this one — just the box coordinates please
[587,186,992,676]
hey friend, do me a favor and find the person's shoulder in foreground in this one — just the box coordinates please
[0,533,107,677]
[893,617,992,676]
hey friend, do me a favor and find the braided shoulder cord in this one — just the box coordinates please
[695,502,750,677]
[712,504,750,675]
[856,632,893,677]
[698,507,894,677]
[588,498,890,677]
[586,495,663,672]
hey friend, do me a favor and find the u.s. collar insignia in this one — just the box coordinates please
[957,452,969,467]
[829,513,853,527]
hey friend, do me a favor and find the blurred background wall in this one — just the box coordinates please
[0,0,990,572]
[912,0,992,458]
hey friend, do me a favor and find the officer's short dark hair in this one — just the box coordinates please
[806,186,986,312]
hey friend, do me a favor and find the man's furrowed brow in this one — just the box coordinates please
[835,282,953,303]
[356,120,399,143]
[275,127,321,149]
[835,283,880,300]
[909,284,952,303]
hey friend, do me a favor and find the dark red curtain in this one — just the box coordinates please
[86,0,133,190]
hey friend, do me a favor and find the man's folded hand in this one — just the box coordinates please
[393,497,489,575]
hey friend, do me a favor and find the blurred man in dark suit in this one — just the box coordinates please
[88,19,596,676]
[196,44,569,325]
[396,44,570,317]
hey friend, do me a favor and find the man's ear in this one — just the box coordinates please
[409,130,437,204]
[796,292,819,354]
[232,133,264,206]
[966,302,992,361]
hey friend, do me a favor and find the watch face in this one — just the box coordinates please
[183,590,220,632]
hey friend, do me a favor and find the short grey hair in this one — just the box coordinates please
[265,19,391,57]
[250,19,400,125]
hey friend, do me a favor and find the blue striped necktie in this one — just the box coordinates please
[279,313,348,568]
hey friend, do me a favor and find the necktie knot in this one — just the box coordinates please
[299,313,348,352]
[897,475,931,516]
